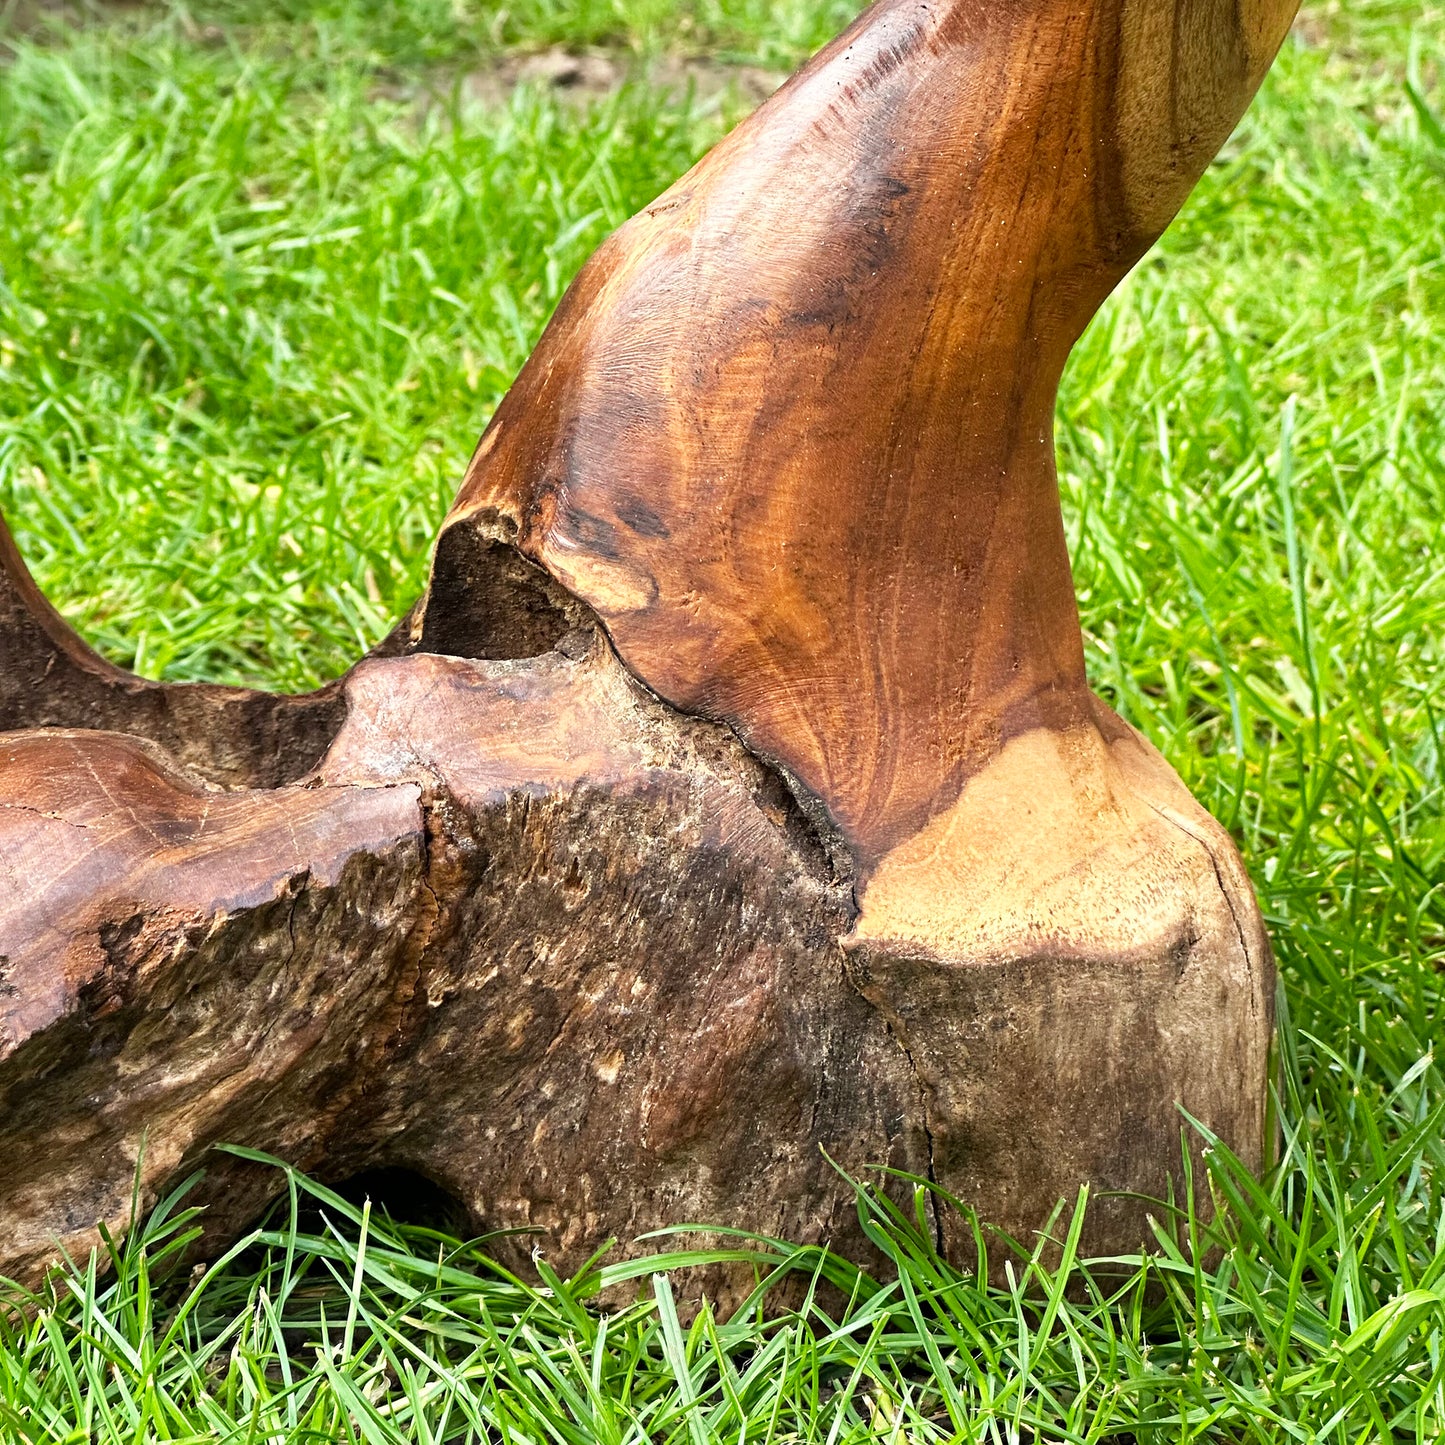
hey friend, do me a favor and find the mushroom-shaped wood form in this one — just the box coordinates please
[0,0,1296,1295]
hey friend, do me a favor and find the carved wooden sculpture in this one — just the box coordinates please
[0,0,1298,1293]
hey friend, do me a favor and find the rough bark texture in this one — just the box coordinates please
[0,0,1297,1301]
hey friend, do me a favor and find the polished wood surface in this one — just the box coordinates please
[442,0,1298,874]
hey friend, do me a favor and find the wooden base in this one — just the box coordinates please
[0,617,1270,1296]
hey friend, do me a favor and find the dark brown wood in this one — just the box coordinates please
[0,512,345,789]
[0,0,1297,1295]
[0,644,919,1299]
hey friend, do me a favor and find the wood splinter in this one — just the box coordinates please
[0,0,1298,1300]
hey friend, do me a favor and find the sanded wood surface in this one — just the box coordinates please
[441,0,1298,883]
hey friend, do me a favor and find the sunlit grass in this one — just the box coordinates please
[1,0,1443,1439]
[6,1056,1445,1445]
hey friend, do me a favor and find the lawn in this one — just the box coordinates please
[1,0,1444,1439]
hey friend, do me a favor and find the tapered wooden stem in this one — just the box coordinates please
[0,0,1297,1295]
[441,0,1298,877]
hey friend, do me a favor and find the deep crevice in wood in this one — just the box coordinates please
[420,521,586,662]
[320,1166,479,1238]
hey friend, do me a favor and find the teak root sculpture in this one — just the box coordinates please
[0,0,1298,1294]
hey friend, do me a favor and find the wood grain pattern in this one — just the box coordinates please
[440,0,1298,877]
[0,642,924,1298]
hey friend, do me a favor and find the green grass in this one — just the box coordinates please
[1,0,1444,1439]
